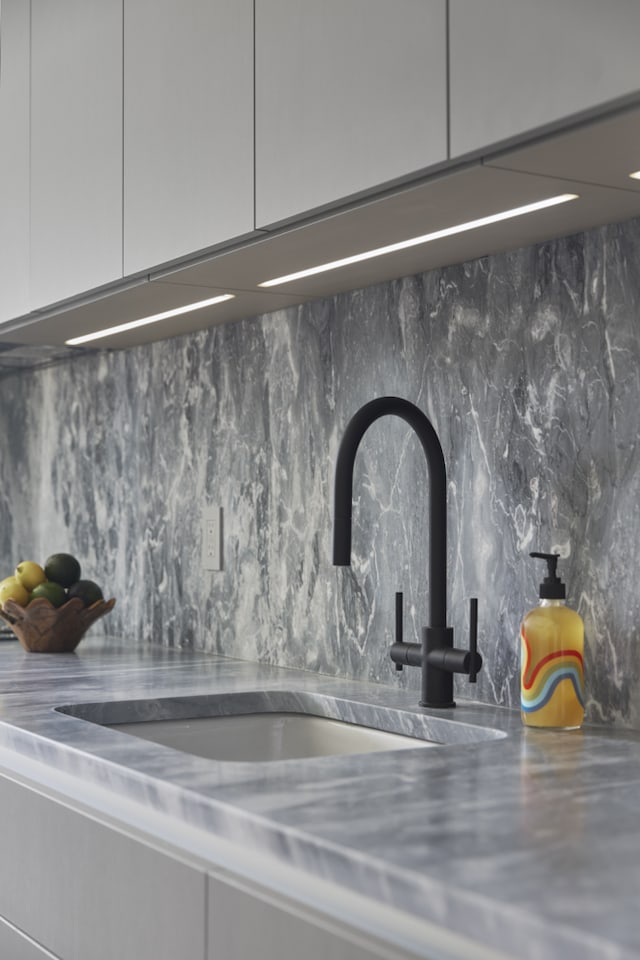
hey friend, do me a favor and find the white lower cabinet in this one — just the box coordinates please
[0,771,478,960]
[0,773,205,960]
[207,872,438,960]
[0,916,60,960]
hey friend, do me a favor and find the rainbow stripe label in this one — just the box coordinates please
[520,627,584,715]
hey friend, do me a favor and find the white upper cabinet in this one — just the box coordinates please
[255,0,447,228]
[5,0,640,346]
[30,0,123,311]
[123,0,255,276]
[449,0,640,158]
[0,0,30,325]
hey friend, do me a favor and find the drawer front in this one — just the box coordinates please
[0,774,205,960]
[0,916,60,960]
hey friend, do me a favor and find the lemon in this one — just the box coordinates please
[0,576,30,608]
[15,560,46,591]
[44,553,81,588]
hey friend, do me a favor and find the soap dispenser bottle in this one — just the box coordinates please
[520,552,585,730]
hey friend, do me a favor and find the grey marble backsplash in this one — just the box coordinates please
[2,217,640,728]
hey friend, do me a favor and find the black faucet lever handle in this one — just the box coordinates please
[468,597,479,683]
[395,592,403,670]
[390,592,422,671]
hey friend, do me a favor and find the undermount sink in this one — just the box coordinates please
[56,690,506,763]
[107,712,437,762]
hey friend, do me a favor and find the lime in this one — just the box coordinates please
[30,581,67,607]
[0,576,30,607]
[44,553,81,588]
[15,560,47,591]
[67,579,103,607]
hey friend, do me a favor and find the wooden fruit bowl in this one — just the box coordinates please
[0,596,116,653]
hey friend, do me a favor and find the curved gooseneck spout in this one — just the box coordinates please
[333,397,447,631]
[332,396,481,709]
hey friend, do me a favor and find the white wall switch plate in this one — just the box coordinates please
[202,506,223,571]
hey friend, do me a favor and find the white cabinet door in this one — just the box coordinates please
[0,774,206,960]
[30,0,123,311]
[255,0,447,228]
[449,0,640,158]
[0,917,60,959]
[124,0,255,276]
[208,872,443,960]
[0,0,30,324]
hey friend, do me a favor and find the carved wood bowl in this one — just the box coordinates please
[0,596,116,652]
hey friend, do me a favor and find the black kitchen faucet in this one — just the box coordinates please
[332,396,482,708]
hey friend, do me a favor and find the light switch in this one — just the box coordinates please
[202,506,223,571]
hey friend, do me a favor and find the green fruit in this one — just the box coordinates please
[67,579,103,607]
[44,553,81,588]
[30,581,67,607]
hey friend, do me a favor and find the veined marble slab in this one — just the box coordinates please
[1,217,640,730]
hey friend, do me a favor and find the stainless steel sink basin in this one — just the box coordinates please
[56,690,506,763]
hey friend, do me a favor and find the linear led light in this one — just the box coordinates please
[629,170,640,180]
[65,294,236,346]
[259,194,580,288]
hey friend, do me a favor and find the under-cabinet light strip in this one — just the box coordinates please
[629,170,640,180]
[65,294,236,345]
[258,193,579,288]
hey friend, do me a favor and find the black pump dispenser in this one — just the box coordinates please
[530,552,566,599]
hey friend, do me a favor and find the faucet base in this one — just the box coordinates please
[420,698,456,709]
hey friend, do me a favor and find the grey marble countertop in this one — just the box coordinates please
[0,637,636,960]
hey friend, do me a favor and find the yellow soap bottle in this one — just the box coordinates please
[520,552,585,730]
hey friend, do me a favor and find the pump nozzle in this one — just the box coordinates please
[529,552,566,599]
